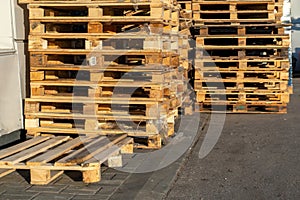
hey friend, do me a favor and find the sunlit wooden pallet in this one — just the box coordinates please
[196,92,290,104]
[30,67,181,84]
[29,79,184,99]
[27,4,180,25]
[193,24,288,36]
[193,1,277,10]
[25,98,181,121]
[195,35,290,48]
[25,108,178,139]
[194,70,289,80]
[28,34,180,52]
[0,135,133,185]
[195,48,288,60]
[196,102,287,114]
[194,59,290,71]
[29,51,180,67]
[29,20,179,35]
[194,79,289,91]
[25,96,180,137]
[24,116,176,136]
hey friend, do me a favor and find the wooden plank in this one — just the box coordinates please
[83,145,121,166]
[24,112,159,120]
[26,136,93,166]
[28,49,177,55]
[28,17,165,23]
[83,137,133,165]
[0,163,97,171]
[54,136,107,166]
[0,136,50,160]
[55,134,127,166]
[0,136,70,165]
[25,127,156,137]
[66,134,127,163]
[25,96,163,104]
[30,80,166,87]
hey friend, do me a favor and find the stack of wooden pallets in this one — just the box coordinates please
[192,0,291,113]
[21,0,186,149]
[177,0,194,115]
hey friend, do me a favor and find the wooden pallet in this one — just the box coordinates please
[195,35,290,48]
[191,0,282,19]
[27,2,180,23]
[193,18,278,26]
[29,80,183,98]
[197,102,287,114]
[194,71,289,80]
[194,59,290,71]
[0,135,133,185]
[193,24,288,36]
[191,0,286,25]
[28,34,180,51]
[194,80,288,91]
[25,109,178,136]
[30,20,179,35]
[25,98,180,120]
[30,67,179,84]
[196,92,290,103]
[195,48,288,60]
[29,51,180,67]
[193,11,277,20]
[195,43,289,50]
[25,96,180,136]
[27,3,180,35]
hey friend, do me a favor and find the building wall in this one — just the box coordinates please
[0,0,25,139]
[291,0,300,71]
[0,54,23,135]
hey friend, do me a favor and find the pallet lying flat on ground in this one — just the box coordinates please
[0,135,133,185]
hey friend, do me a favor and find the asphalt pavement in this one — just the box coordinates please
[165,78,300,200]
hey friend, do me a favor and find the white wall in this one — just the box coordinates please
[0,0,24,136]
[0,54,23,135]
[291,0,300,71]
[291,0,300,20]
[0,0,14,50]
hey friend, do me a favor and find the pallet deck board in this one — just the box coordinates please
[0,136,50,160]
[26,136,92,166]
[55,134,127,165]
[0,136,70,165]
